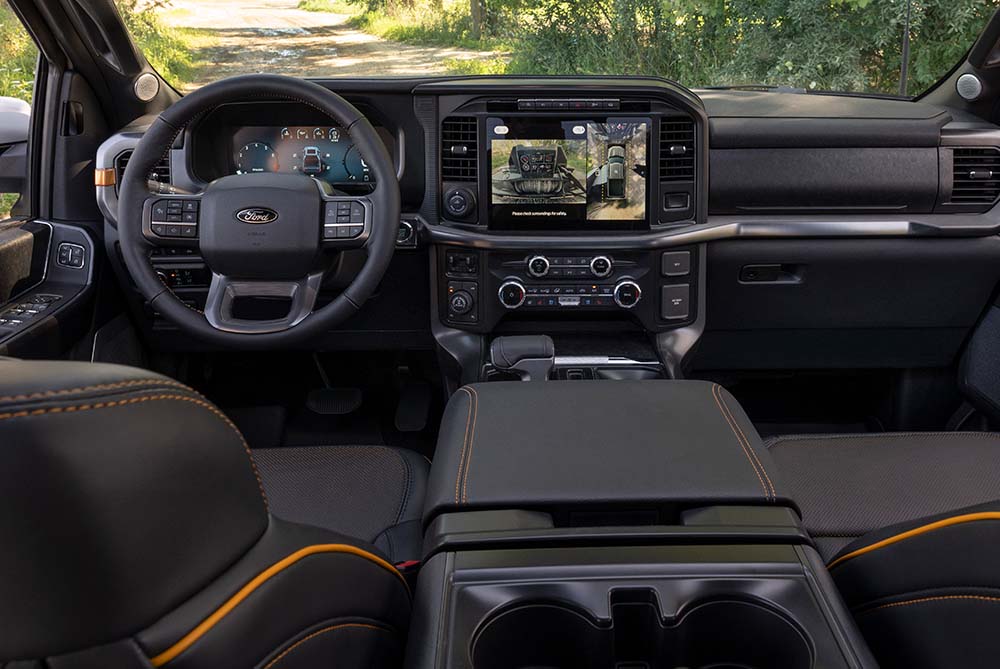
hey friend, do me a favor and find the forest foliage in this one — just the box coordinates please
[341,0,999,94]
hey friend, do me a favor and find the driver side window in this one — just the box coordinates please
[0,1,35,219]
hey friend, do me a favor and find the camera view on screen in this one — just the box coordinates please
[488,117,648,230]
[585,121,648,220]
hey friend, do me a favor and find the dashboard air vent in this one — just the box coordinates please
[952,147,1000,206]
[441,116,478,182]
[659,118,695,182]
[114,149,171,191]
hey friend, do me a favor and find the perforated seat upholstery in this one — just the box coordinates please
[767,431,1000,560]
[253,445,428,563]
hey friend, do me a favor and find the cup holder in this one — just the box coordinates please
[470,594,813,669]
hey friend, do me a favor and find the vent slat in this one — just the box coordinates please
[659,117,695,182]
[441,117,478,183]
[114,149,171,192]
[952,147,1000,206]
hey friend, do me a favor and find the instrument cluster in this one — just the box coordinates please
[230,125,374,188]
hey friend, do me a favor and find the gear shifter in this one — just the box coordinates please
[490,335,555,381]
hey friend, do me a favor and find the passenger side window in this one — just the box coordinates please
[0,1,35,219]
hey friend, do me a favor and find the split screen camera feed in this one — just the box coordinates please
[489,117,648,228]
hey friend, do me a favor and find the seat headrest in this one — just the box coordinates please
[0,360,268,660]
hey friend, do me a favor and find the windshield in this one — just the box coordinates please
[119,0,994,96]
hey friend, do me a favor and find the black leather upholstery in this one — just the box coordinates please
[768,430,1000,669]
[0,359,409,668]
[828,501,1000,669]
[425,381,790,523]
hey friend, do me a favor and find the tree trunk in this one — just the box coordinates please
[470,0,483,40]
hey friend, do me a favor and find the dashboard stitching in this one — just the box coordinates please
[711,383,771,501]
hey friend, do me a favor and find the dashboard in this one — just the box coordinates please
[93,76,1000,376]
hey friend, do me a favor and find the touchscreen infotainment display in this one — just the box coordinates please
[488,116,649,230]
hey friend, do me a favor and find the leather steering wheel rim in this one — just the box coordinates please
[118,74,400,349]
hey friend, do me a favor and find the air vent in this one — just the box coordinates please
[441,116,478,182]
[659,118,695,182]
[952,147,1000,206]
[114,149,171,191]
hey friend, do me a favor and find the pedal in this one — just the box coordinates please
[395,381,431,432]
[306,387,362,416]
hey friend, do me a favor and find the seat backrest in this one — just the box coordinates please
[0,360,269,662]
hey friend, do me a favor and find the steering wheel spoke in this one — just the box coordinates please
[320,194,373,249]
[204,271,324,334]
[142,192,204,247]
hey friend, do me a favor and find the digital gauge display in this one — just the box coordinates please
[231,125,374,188]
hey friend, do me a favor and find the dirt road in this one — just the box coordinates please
[160,0,493,88]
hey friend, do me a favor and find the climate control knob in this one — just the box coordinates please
[613,280,642,309]
[498,280,527,309]
[527,255,550,278]
[590,255,613,278]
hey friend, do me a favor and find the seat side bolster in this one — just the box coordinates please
[139,518,410,669]
[830,501,1000,608]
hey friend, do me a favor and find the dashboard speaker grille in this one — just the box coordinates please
[659,117,695,182]
[952,147,1000,206]
[441,116,478,182]
[114,149,171,192]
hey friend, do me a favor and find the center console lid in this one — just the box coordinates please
[425,381,791,523]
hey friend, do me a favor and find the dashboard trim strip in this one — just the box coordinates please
[423,219,942,250]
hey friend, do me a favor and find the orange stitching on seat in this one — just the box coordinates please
[0,393,269,511]
[461,385,479,503]
[714,385,776,500]
[711,384,770,500]
[0,378,190,403]
[454,387,474,504]
[828,512,1000,569]
[862,594,1000,614]
[262,623,390,669]
[149,545,407,667]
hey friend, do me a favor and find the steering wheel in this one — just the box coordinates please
[118,74,400,348]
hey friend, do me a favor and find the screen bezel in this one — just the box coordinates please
[486,115,652,232]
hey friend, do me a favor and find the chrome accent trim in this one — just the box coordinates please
[498,280,526,309]
[527,255,550,278]
[553,356,659,367]
[204,271,323,334]
[613,279,641,309]
[425,219,917,250]
[590,255,613,278]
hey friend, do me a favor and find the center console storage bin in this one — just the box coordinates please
[425,380,791,523]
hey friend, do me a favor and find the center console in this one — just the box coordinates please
[408,381,877,668]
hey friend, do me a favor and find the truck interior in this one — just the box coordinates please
[3,1,1000,667]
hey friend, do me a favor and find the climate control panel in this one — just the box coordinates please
[438,247,698,333]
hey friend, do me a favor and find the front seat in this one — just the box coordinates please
[0,359,415,668]
[768,431,1000,669]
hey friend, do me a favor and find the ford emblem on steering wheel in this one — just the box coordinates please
[235,207,279,224]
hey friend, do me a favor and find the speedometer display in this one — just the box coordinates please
[230,125,375,189]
